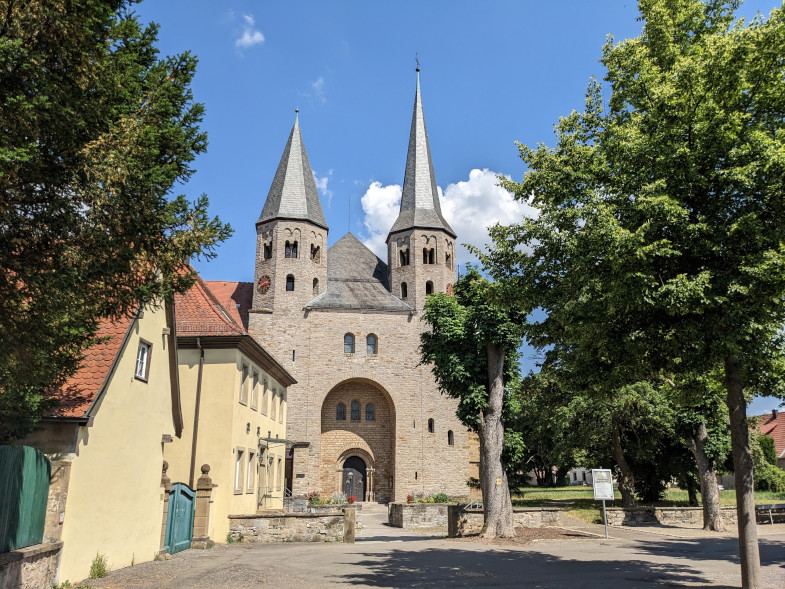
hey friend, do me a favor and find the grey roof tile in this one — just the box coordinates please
[258,117,328,230]
[388,73,455,238]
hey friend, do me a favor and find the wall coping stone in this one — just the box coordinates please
[0,541,63,566]
[228,511,347,519]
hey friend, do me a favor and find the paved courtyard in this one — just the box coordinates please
[89,505,785,588]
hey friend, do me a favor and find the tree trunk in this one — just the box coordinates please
[686,421,724,531]
[612,428,636,507]
[725,355,760,589]
[477,342,515,539]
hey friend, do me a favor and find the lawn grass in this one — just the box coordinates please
[511,486,785,524]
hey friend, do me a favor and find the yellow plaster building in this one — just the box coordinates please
[22,301,182,583]
[167,276,296,541]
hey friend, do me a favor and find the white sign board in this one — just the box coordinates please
[592,469,615,501]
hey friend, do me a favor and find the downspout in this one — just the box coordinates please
[189,337,205,489]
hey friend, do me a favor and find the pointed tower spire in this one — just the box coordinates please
[258,111,328,230]
[388,68,455,238]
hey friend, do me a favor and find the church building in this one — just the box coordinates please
[245,71,471,502]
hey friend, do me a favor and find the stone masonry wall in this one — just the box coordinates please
[449,508,562,536]
[0,542,63,589]
[228,512,346,543]
[605,506,738,527]
[389,503,450,529]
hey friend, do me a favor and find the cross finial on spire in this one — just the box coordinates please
[415,53,420,90]
[295,107,299,124]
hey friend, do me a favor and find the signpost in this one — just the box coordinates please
[592,468,614,538]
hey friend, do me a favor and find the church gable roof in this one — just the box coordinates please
[258,114,328,230]
[388,71,455,239]
[306,233,412,312]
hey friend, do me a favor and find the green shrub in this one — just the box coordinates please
[89,553,110,579]
[755,462,785,492]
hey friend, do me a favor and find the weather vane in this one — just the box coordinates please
[416,52,420,71]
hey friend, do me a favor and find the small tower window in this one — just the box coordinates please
[446,253,452,269]
[351,400,360,421]
[366,403,375,421]
[401,282,408,299]
[423,248,434,264]
[264,242,272,260]
[366,334,377,355]
[291,241,298,258]
[344,333,355,354]
[313,278,319,295]
[311,244,320,263]
[286,275,295,291]
[285,241,292,258]
[448,430,454,445]
[399,248,410,267]
[428,418,435,433]
[426,281,434,295]
[336,403,346,421]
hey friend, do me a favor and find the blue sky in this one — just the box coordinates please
[135,0,782,413]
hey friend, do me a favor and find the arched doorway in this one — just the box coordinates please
[342,456,366,501]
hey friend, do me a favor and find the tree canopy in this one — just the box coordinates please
[480,1,785,585]
[0,0,231,441]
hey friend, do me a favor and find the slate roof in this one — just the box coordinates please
[258,115,328,230]
[305,233,413,312]
[759,410,785,459]
[49,313,136,418]
[388,71,455,239]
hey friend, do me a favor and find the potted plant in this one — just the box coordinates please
[347,496,356,504]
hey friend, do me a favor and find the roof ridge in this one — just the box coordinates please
[186,274,246,335]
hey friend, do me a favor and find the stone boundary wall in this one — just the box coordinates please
[228,510,353,543]
[286,502,363,529]
[605,506,738,527]
[450,508,562,536]
[389,503,450,529]
[0,542,63,589]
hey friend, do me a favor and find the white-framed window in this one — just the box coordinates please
[134,339,152,381]
[240,363,249,405]
[271,389,277,420]
[247,451,256,492]
[235,448,245,494]
[251,370,259,410]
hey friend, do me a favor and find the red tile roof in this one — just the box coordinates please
[175,275,246,336]
[759,410,785,459]
[49,314,136,418]
[203,281,253,331]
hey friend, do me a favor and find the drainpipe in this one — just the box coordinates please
[189,337,205,489]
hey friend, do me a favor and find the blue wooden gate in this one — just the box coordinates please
[0,446,51,552]
[164,483,195,554]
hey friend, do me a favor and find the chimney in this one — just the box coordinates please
[773,409,779,419]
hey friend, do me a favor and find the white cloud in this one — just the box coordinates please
[235,13,265,49]
[359,168,536,267]
[313,169,334,206]
[360,181,402,258]
[312,76,326,104]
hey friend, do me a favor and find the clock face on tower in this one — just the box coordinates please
[257,275,271,294]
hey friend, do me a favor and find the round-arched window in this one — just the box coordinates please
[428,418,434,433]
[286,275,295,291]
[426,281,434,295]
[336,403,346,421]
[366,334,377,355]
[447,430,454,445]
[401,282,408,299]
[351,400,360,421]
[343,333,355,354]
[366,403,375,421]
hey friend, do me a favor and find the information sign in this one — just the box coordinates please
[592,469,615,501]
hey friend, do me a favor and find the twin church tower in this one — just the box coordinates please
[246,71,471,502]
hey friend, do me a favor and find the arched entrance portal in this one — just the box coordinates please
[320,378,395,502]
[342,456,366,501]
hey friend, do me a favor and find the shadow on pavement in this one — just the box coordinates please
[327,546,737,588]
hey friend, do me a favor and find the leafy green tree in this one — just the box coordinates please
[481,2,785,584]
[0,0,231,441]
[420,268,526,538]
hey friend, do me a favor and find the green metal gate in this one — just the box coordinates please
[164,483,195,554]
[0,446,51,552]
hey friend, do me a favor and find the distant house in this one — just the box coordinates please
[166,275,296,542]
[759,409,785,470]
[22,302,181,583]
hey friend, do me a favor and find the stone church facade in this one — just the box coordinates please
[247,72,470,502]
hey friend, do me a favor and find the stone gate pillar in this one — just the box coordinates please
[159,461,172,555]
[192,464,214,549]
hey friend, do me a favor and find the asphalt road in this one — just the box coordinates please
[88,506,785,588]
